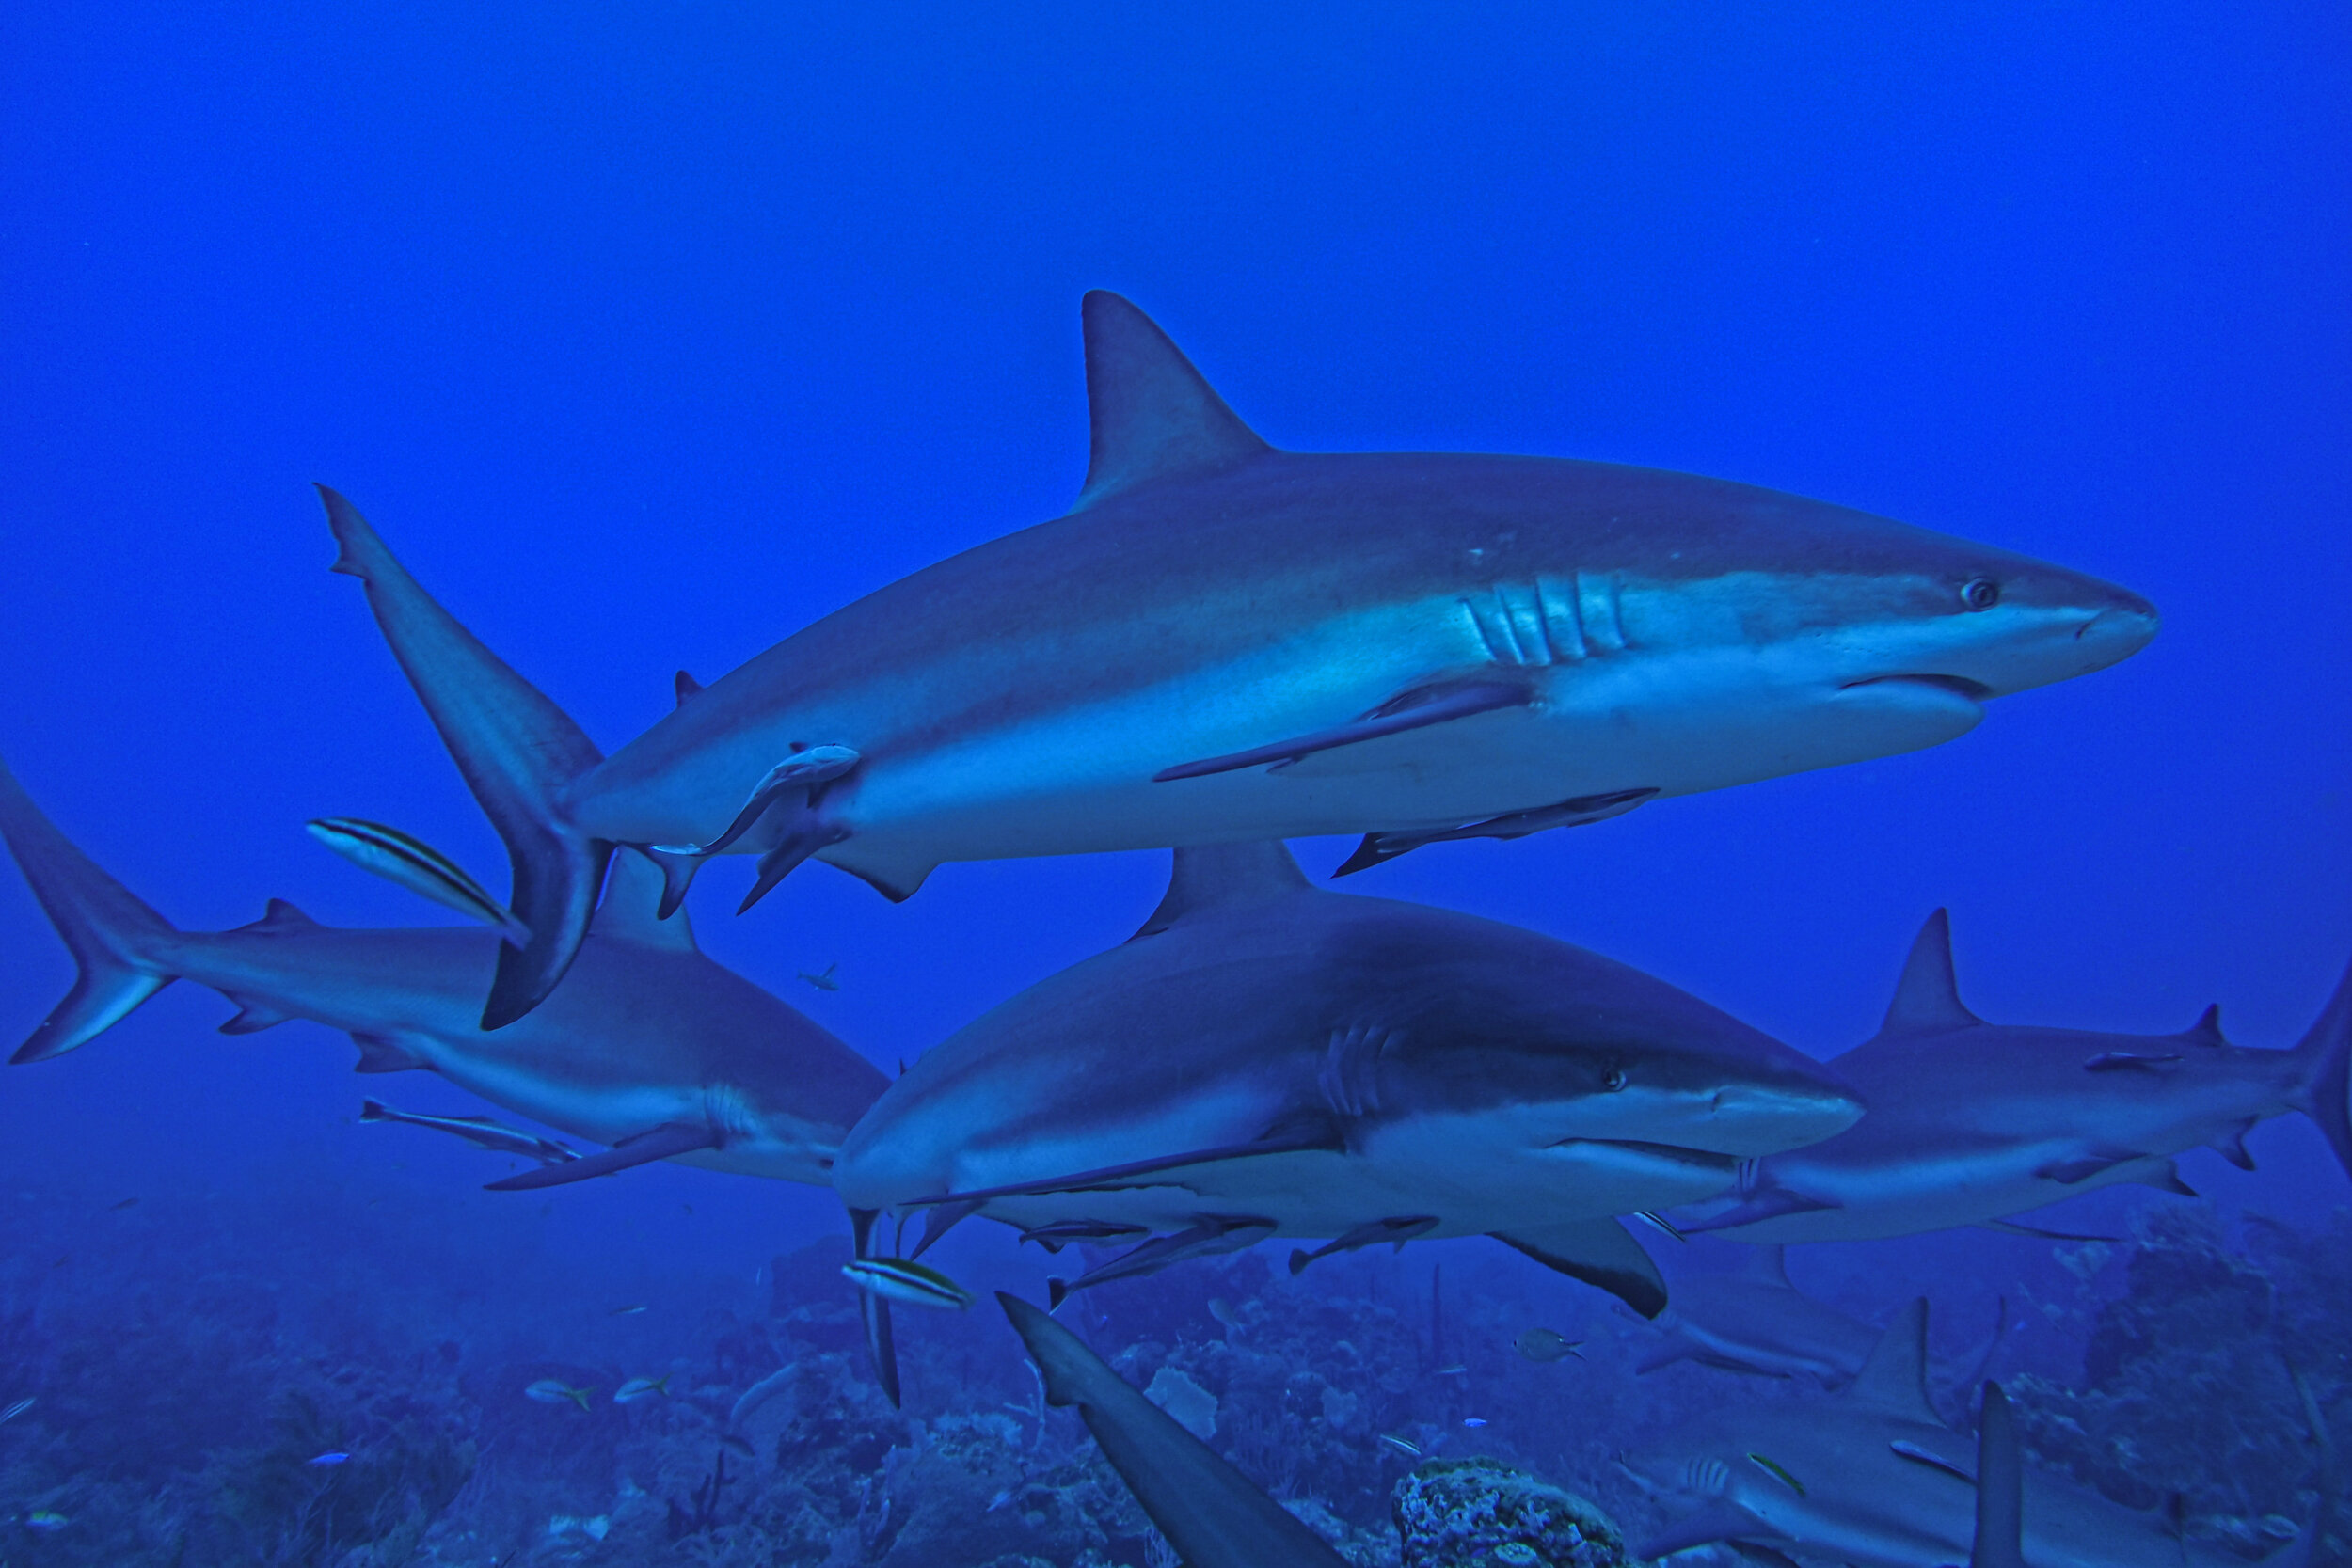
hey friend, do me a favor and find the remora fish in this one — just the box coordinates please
[998,1291,1350,1568]
[317,293,2157,1027]
[0,756,886,1188]
[1620,1300,2295,1568]
[358,1099,578,1164]
[1671,910,2352,1243]
[834,840,1861,1321]
[1634,1244,2004,1393]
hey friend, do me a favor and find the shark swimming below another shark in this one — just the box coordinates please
[0,756,888,1188]
[1621,1298,2321,1568]
[1668,910,2352,1244]
[829,838,1860,1406]
[319,291,2158,1028]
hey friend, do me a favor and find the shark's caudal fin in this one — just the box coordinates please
[1874,911,1985,1038]
[319,486,611,1030]
[1971,1383,2026,1568]
[0,757,178,1063]
[1072,292,1271,511]
[1129,841,1312,940]
[2290,954,2352,1181]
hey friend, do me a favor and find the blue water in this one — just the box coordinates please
[1,4,2345,1564]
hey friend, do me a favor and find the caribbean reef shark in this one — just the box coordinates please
[320,291,2157,1027]
[999,1291,1349,1568]
[1620,1299,2291,1568]
[1669,910,2352,1243]
[1634,1243,2004,1396]
[832,839,1861,1323]
[0,755,887,1188]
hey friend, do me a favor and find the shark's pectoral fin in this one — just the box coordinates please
[482,1121,715,1191]
[910,1200,982,1259]
[2035,1148,2150,1185]
[1491,1216,1667,1319]
[1977,1218,2122,1243]
[350,1033,432,1073]
[218,998,294,1035]
[1333,787,1658,877]
[2131,1159,2199,1197]
[1153,677,1534,783]
[1632,1501,1778,1558]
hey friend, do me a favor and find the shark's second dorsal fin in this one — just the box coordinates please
[1131,842,1311,940]
[1846,1297,1939,1421]
[2182,1004,2227,1046]
[239,898,319,933]
[1074,292,1270,510]
[1877,910,1984,1037]
[592,849,697,954]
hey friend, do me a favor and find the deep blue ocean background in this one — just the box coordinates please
[2,4,2346,1564]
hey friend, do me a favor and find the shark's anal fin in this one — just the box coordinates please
[1153,678,1534,783]
[1491,1217,1667,1319]
[482,1121,715,1191]
[218,998,294,1035]
[350,1033,432,1073]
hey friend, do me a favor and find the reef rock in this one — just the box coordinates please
[1391,1458,1631,1568]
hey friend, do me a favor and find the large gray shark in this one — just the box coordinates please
[832,840,1860,1321]
[320,291,2158,1027]
[1668,911,2352,1244]
[998,1291,1349,1568]
[0,756,886,1187]
[1620,1299,2265,1568]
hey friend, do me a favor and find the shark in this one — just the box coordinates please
[1633,1244,2002,1396]
[831,838,1862,1327]
[318,291,2158,1027]
[1667,910,2352,1243]
[998,1291,1350,1568]
[0,754,888,1188]
[1620,1299,2293,1568]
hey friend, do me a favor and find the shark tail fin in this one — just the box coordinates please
[2289,953,2352,1181]
[319,486,611,1030]
[0,756,179,1062]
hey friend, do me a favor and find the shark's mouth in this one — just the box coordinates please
[1840,673,1993,701]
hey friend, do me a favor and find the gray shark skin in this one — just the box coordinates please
[1669,910,2352,1244]
[1621,1299,2255,1568]
[322,292,2157,1026]
[0,755,886,1185]
[998,1292,1349,1568]
[833,841,1861,1317]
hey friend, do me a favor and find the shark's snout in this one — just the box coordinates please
[2071,596,2160,662]
[1685,1079,1864,1157]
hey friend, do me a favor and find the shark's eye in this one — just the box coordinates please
[1603,1067,1628,1092]
[1959,577,2001,611]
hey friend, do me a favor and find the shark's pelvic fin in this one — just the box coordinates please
[0,756,179,1064]
[482,1121,716,1190]
[1154,677,1533,783]
[590,849,697,954]
[1845,1297,1939,1421]
[1073,291,1271,511]
[319,485,612,1031]
[1492,1216,1669,1319]
[2290,951,2352,1182]
[1875,909,1985,1037]
[1130,841,1312,940]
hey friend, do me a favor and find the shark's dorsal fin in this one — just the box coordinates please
[591,849,697,953]
[239,898,319,933]
[1131,842,1312,940]
[1074,292,1270,510]
[1846,1297,1938,1421]
[2182,1004,2226,1046]
[1878,910,1984,1037]
[674,671,703,707]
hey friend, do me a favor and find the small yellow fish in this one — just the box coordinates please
[26,1510,68,1531]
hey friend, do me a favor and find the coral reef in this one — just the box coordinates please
[1392,1458,1631,1568]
